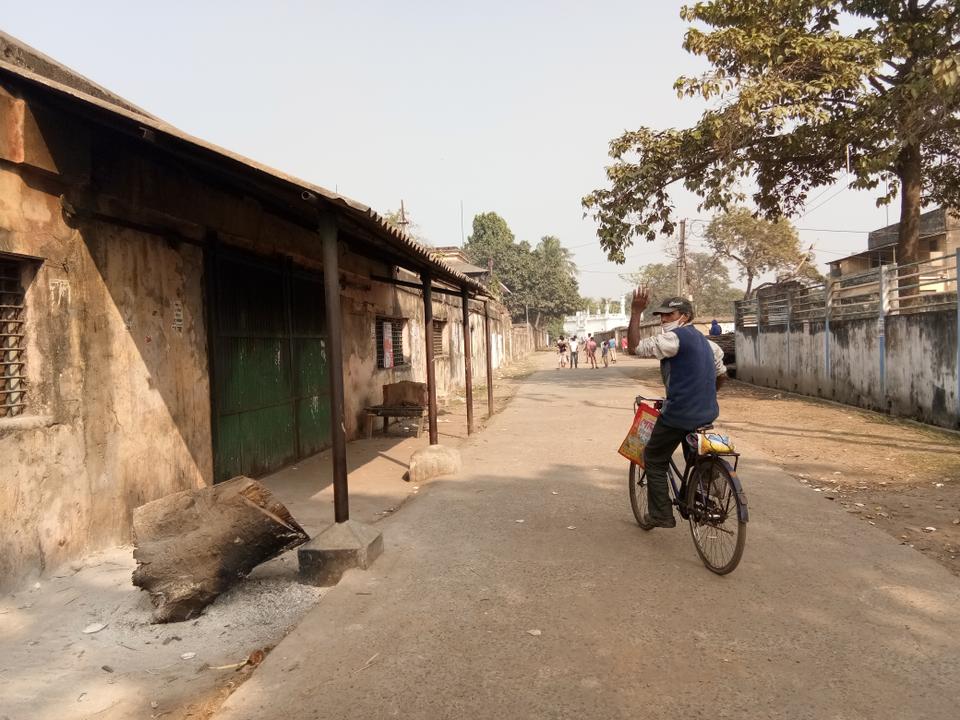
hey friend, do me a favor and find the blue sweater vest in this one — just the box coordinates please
[659,325,719,430]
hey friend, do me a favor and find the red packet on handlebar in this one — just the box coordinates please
[618,402,660,466]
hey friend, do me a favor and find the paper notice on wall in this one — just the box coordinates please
[172,300,184,332]
[49,279,70,308]
[382,321,394,368]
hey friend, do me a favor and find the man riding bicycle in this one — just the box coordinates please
[627,290,726,528]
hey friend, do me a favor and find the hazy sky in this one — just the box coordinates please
[4,1,895,298]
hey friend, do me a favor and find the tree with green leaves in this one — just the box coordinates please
[621,252,742,317]
[529,236,582,328]
[583,1,960,269]
[464,213,581,329]
[704,208,820,297]
[685,253,748,313]
[463,212,528,304]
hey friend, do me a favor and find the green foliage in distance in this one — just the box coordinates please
[463,213,581,328]
[704,208,821,296]
[545,317,566,340]
[531,236,582,327]
[583,1,960,267]
[621,252,743,318]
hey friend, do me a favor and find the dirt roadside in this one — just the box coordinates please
[0,357,536,720]
[630,361,960,575]
[722,381,960,575]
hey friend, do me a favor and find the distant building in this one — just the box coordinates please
[828,206,960,277]
[562,298,629,338]
[433,247,511,296]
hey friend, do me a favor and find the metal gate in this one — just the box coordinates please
[211,250,331,482]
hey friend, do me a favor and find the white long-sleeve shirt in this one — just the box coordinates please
[635,330,726,376]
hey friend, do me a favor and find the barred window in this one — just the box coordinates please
[0,259,27,417]
[432,319,445,356]
[375,316,406,369]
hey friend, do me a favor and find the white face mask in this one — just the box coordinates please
[660,319,682,333]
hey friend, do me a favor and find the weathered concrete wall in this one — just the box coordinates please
[736,312,958,429]
[340,278,520,435]
[0,154,210,589]
[885,311,958,427]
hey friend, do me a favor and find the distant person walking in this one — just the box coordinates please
[557,335,568,368]
[621,336,628,353]
[600,337,610,367]
[609,337,618,363]
[586,334,598,369]
[709,319,723,336]
[568,335,579,369]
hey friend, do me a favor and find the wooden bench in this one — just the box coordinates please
[364,381,428,439]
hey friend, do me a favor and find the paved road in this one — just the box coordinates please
[217,356,960,720]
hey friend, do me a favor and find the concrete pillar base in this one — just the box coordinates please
[297,519,384,587]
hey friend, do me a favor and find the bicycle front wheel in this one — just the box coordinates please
[685,459,746,574]
[628,462,654,530]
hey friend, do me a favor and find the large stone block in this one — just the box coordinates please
[404,444,461,484]
[298,519,383,587]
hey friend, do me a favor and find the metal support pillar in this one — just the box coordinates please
[878,266,888,403]
[461,288,475,435]
[824,280,833,377]
[677,218,687,296]
[483,301,494,418]
[421,271,439,445]
[785,291,792,378]
[955,249,960,422]
[320,216,349,523]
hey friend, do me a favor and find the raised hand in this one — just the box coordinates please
[630,286,649,316]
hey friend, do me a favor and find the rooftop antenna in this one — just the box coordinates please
[398,200,409,230]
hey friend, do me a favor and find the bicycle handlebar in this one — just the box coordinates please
[634,395,664,410]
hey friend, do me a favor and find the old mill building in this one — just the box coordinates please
[0,32,533,589]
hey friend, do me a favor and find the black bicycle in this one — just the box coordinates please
[628,396,748,574]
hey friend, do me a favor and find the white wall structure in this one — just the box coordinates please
[562,297,629,338]
[734,261,959,429]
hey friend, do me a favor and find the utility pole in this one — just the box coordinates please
[677,218,687,297]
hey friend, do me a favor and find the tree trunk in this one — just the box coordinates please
[132,476,310,623]
[744,272,754,299]
[896,143,923,265]
[896,143,923,301]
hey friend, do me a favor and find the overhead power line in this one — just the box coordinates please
[801,181,856,217]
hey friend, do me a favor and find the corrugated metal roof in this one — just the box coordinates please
[0,54,489,296]
[444,259,488,275]
[827,241,897,266]
[867,206,947,250]
[0,31,158,121]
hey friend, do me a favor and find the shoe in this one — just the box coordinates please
[641,513,676,529]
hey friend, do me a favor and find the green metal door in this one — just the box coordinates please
[212,252,330,482]
[290,272,331,458]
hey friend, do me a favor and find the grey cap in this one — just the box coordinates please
[651,296,694,318]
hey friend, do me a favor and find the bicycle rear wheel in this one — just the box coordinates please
[628,462,654,529]
[685,459,746,574]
